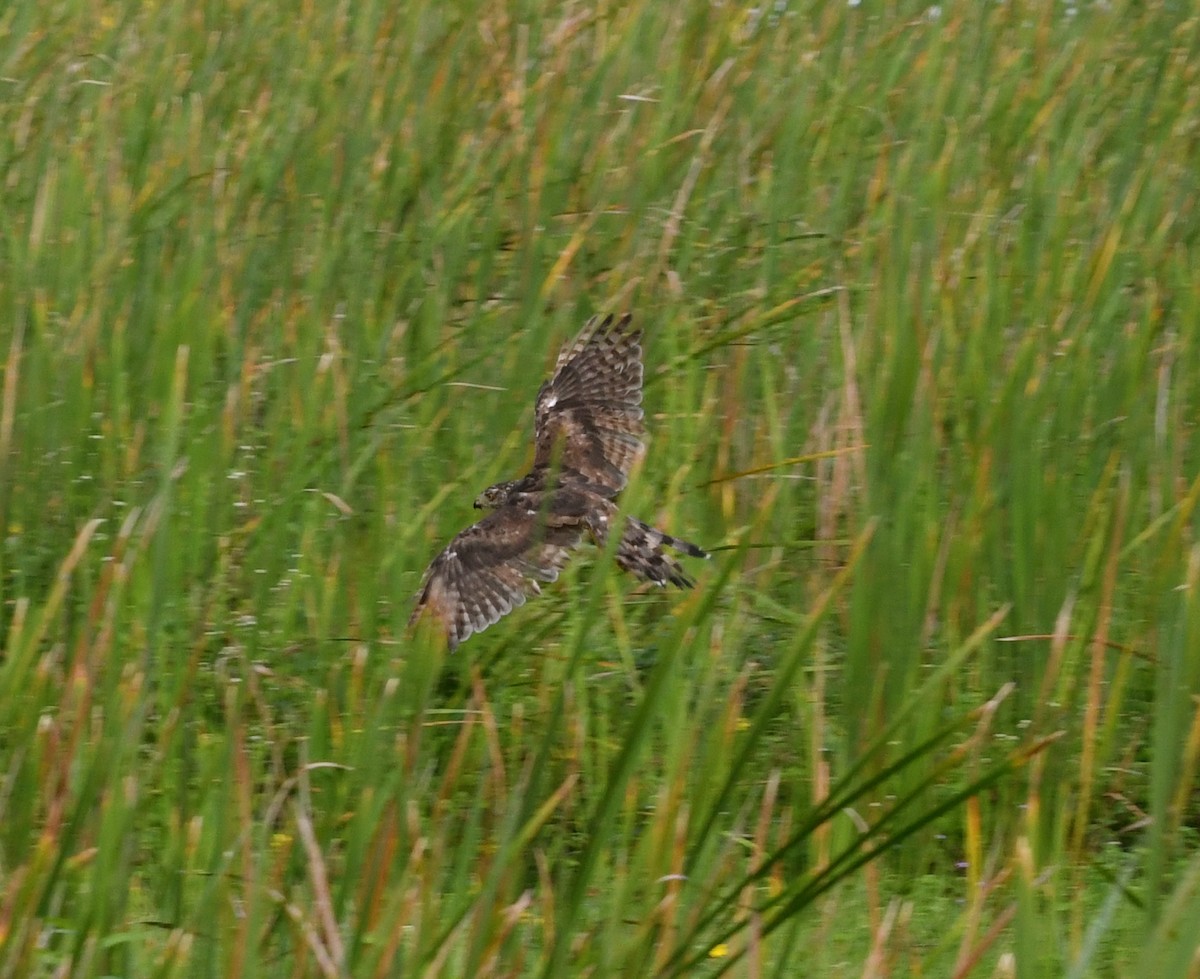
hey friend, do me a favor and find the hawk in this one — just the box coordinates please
[410,313,707,650]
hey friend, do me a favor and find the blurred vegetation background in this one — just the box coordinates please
[1,0,1198,975]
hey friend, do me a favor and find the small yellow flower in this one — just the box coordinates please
[709,944,729,958]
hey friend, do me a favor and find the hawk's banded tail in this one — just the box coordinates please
[616,517,709,589]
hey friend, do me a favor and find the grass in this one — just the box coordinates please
[2,0,1199,975]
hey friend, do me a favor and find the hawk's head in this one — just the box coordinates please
[474,481,519,509]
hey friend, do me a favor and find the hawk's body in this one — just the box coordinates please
[411,314,707,650]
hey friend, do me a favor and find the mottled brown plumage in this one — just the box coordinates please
[411,313,707,650]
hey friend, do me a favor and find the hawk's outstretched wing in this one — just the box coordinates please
[409,505,582,650]
[533,313,646,495]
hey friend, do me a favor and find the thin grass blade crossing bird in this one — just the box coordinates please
[410,313,708,650]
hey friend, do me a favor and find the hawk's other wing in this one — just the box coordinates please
[533,313,646,495]
[409,505,583,650]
